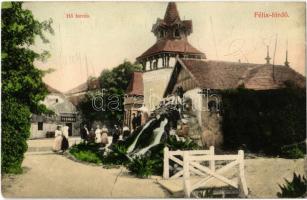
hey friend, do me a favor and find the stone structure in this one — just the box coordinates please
[30,84,81,139]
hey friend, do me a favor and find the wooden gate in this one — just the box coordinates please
[163,146,248,197]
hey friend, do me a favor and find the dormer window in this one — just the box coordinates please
[174,29,180,38]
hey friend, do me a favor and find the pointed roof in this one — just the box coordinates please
[126,72,144,96]
[164,2,180,24]
[138,39,205,60]
[137,2,205,61]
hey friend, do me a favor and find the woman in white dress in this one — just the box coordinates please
[95,125,102,143]
[53,126,63,152]
[62,125,69,139]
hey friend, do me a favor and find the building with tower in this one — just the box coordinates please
[136,2,204,111]
[125,2,305,147]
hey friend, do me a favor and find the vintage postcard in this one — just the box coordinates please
[1,0,306,198]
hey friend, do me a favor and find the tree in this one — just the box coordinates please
[1,2,53,173]
[78,61,142,126]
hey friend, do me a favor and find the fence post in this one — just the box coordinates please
[183,151,191,198]
[163,147,169,179]
[209,146,215,172]
[238,150,248,197]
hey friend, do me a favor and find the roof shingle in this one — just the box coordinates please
[178,59,306,90]
[126,72,144,96]
[137,39,205,60]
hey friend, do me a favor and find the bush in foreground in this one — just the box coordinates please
[102,144,129,165]
[127,155,157,178]
[69,143,102,164]
[277,173,307,198]
[1,98,31,173]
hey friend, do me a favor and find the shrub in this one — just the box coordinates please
[281,144,305,159]
[127,155,157,178]
[221,87,306,158]
[71,150,102,164]
[167,135,199,151]
[103,144,129,165]
[69,143,102,164]
[277,173,307,198]
[1,98,31,173]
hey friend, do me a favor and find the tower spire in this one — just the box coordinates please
[284,50,290,67]
[285,40,289,67]
[265,45,271,64]
[164,2,180,24]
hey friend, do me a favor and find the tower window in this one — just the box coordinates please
[160,30,164,38]
[174,29,180,38]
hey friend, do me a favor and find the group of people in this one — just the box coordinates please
[80,124,131,147]
[52,125,70,153]
[131,112,142,131]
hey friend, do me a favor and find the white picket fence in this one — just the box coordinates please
[163,146,248,197]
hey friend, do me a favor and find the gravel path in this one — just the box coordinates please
[1,138,169,198]
[1,153,168,198]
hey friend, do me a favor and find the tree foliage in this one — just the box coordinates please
[78,61,142,126]
[1,2,53,173]
[220,86,306,158]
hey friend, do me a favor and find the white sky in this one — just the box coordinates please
[23,1,306,92]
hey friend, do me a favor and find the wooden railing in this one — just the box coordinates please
[163,146,248,197]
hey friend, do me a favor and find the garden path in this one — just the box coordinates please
[1,138,169,198]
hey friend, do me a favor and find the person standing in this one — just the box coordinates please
[80,124,89,143]
[101,131,109,148]
[53,126,63,152]
[62,125,69,139]
[95,125,102,143]
[131,113,137,131]
[100,125,109,147]
[101,125,108,136]
[136,112,142,127]
[122,125,130,139]
[61,133,69,152]
[88,127,95,143]
[112,125,120,144]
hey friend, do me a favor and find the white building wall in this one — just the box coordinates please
[30,123,58,139]
[143,68,173,111]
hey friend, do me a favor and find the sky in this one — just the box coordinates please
[23,1,306,92]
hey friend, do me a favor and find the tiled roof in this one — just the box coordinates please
[66,82,88,95]
[65,78,100,95]
[67,94,86,106]
[126,72,144,96]
[137,39,205,60]
[177,58,305,90]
